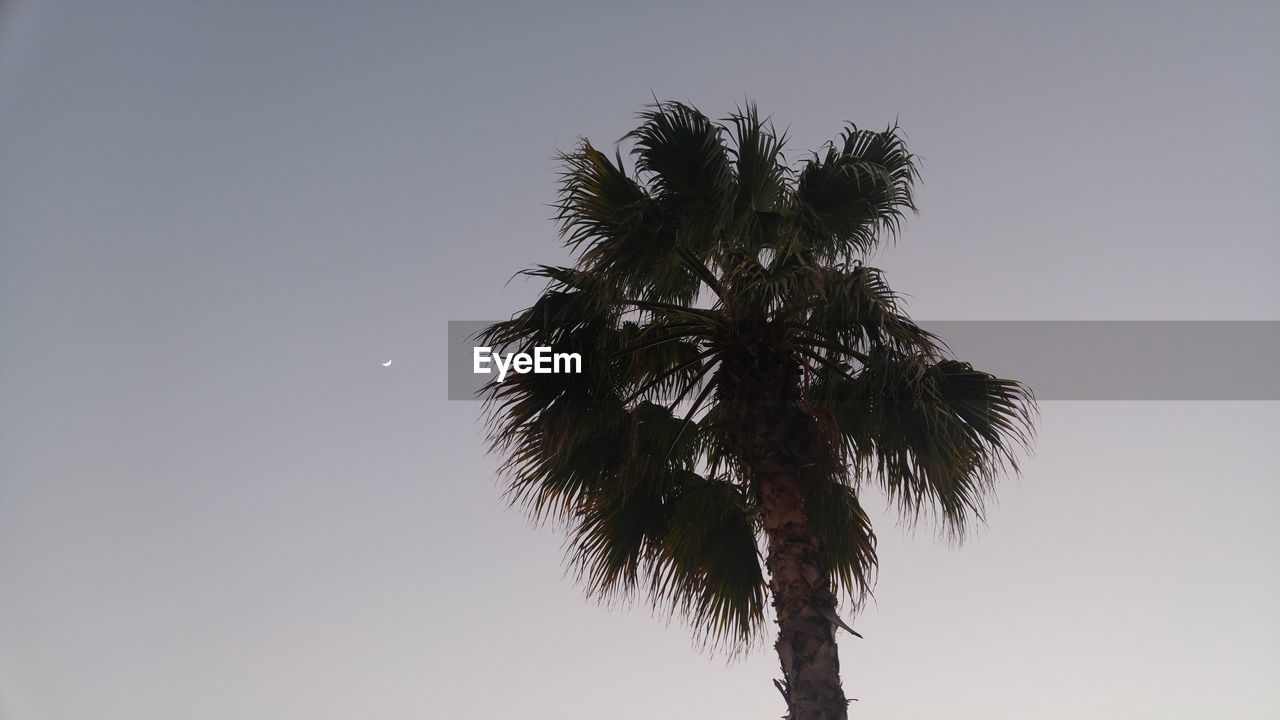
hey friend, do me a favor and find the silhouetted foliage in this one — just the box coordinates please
[480,101,1035,719]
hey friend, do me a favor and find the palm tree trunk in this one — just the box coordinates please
[715,327,847,717]
[760,468,848,720]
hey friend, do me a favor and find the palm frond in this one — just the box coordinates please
[792,124,919,261]
[813,351,1036,534]
[652,474,767,650]
[724,102,789,231]
[626,101,733,216]
[556,142,654,254]
[803,481,878,604]
[791,264,938,354]
[568,438,766,648]
[555,142,696,304]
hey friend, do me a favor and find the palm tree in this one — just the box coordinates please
[479,101,1035,719]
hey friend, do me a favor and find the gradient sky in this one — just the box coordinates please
[1,2,1278,718]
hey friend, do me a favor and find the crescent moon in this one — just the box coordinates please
[381,360,392,367]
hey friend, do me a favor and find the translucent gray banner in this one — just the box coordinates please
[447,320,1280,401]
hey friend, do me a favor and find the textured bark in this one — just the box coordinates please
[760,468,847,720]
[714,320,848,719]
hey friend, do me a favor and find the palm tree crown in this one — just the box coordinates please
[480,101,1035,718]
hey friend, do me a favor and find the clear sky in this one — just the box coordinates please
[1,1,1277,718]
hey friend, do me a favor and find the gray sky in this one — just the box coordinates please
[1,1,1278,718]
